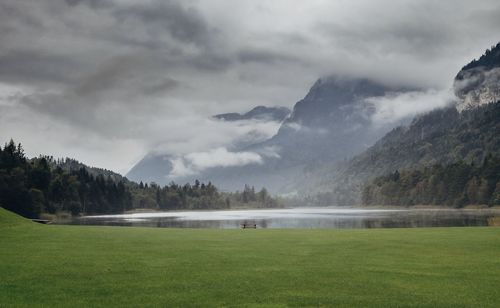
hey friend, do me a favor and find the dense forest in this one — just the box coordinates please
[362,155,500,207]
[132,182,280,211]
[0,140,281,219]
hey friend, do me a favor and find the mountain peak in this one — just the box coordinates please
[304,76,389,101]
[286,76,404,127]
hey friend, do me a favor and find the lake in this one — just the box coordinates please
[62,207,500,229]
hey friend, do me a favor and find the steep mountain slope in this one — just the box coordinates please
[255,77,409,165]
[214,106,290,122]
[324,102,500,203]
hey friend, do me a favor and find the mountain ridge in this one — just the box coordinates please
[214,105,290,122]
[127,76,413,192]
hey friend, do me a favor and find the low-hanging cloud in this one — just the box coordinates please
[170,147,263,178]
[367,89,456,126]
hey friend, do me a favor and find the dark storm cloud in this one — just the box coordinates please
[112,2,215,48]
[0,0,224,88]
[141,78,180,95]
[63,0,220,53]
[0,0,230,132]
[237,49,300,65]
[0,50,81,85]
[2,0,499,93]
[65,0,111,9]
[190,54,232,71]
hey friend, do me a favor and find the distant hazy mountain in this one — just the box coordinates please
[454,42,500,111]
[210,77,412,192]
[126,154,174,185]
[214,106,290,122]
[126,76,412,192]
[126,105,289,186]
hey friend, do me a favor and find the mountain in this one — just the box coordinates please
[130,42,500,197]
[257,77,410,165]
[126,105,289,186]
[315,43,500,205]
[214,106,290,122]
[126,154,173,185]
[126,105,288,186]
[454,42,500,111]
[128,76,412,192]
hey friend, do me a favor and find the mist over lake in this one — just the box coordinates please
[64,208,500,229]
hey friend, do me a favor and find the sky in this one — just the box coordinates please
[0,0,499,174]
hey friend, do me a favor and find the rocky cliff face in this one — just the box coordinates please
[454,43,500,111]
[454,67,500,111]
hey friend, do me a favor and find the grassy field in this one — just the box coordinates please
[1,208,499,307]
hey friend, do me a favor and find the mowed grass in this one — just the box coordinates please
[1,208,499,307]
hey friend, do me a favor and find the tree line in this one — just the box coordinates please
[0,140,281,218]
[362,154,500,207]
[133,182,281,210]
[0,140,134,218]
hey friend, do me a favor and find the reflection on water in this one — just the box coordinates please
[60,208,500,229]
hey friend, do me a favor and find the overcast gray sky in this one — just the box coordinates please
[1,0,499,174]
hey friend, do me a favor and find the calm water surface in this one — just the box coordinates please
[62,207,500,229]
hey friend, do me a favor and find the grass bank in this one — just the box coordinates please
[1,208,499,307]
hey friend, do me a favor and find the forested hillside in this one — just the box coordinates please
[348,101,499,175]
[312,101,500,205]
[48,157,126,184]
[0,140,281,218]
[362,155,500,207]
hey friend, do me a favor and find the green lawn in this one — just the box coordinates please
[1,208,499,307]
